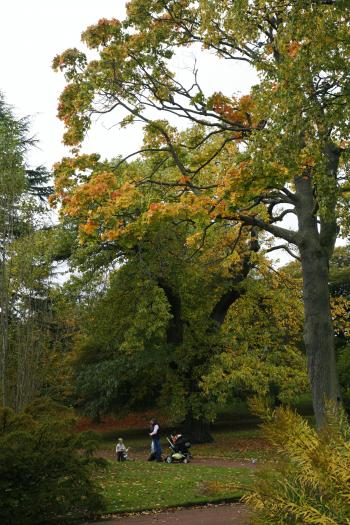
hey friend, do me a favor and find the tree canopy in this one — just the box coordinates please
[52,0,350,426]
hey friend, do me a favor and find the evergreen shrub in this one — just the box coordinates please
[0,399,106,525]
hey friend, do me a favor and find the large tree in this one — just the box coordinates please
[67,216,305,441]
[53,154,263,440]
[50,148,306,438]
[53,0,350,426]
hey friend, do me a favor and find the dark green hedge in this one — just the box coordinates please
[0,400,106,525]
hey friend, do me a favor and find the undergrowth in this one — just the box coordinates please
[244,401,350,524]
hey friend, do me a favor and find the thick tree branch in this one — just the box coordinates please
[210,288,242,325]
[237,214,299,246]
[210,229,259,325]
[157,278,184,346]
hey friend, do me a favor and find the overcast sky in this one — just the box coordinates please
[1,1,257,170]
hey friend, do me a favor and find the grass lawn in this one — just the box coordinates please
[79,400,314,516]
[98,460,255,513]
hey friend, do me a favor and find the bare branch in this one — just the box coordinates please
[265,244,301,261]
[270,208,297,223]
[111,147,170,171]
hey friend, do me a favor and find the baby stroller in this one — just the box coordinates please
[165,434,192,463]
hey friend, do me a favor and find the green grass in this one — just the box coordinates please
[82,401,315,516]
[98,460,255,513]
[88,410,279,515]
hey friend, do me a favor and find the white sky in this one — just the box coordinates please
[1,1,125,167]
[1,1,307,269]
[1,0,257,169]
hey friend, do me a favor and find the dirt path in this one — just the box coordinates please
[97,450,259,469]
[188,457,258,468]
[91,503,250,525]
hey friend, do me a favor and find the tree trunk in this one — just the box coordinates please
[296,174,340,428]
[183,412,214,443]
[300,246,340,427]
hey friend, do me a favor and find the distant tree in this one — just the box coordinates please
[0,94,58,410]
[328,246,350,410]
[0,94,28,406]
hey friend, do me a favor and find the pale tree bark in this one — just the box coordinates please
[295,173,340,427]
[294,144,341,427]
[301,248,340,427]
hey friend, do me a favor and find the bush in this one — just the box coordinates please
[0,400,106,525]
[337,344,350,411]
[244,401,350,524]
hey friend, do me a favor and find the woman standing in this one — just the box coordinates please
[149,418,162,462]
